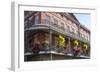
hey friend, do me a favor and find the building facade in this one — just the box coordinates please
[24,11,90,61]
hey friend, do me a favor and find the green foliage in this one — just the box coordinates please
[58,35,65,47]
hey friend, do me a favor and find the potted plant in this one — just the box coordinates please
[82,44,88,55]
[57,35,65,53]
[42,40,49,51]
[73,40,79,47]
[72,40,80,56]
[83,44,88,50]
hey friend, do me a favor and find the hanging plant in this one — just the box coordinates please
[73,40,79,46]
[58,35,65,47]
[83,44,88,50]
[42,40,49,50]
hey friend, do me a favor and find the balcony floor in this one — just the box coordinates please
[24,51,89,61]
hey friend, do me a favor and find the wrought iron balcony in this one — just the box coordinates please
[24,20,89,43]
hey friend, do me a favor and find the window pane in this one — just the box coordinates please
[67,25,70,32]
[54,19,58,27]
[61,23,64,27]
[61,23,65,30]
[45,15,50,24]
[35,15,39,24]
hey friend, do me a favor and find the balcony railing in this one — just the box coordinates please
[53,23,58,28]
[24,20,89,43]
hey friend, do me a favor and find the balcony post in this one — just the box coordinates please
[49,28,53,60]
[68,37,71,52]
[78,24,80,37]
[79,41,82,54]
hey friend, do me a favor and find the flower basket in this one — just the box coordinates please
[73,40,79,46]
[42,40,49,51]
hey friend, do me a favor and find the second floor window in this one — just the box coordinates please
[54,18,58,27]
[87,36,89,41]
[69,27,73,33]
[80,33,83,38]
[67,25,70,32]
[80,33,82,37]
[45,15,50,24]
[75,30,78,35]
[34,15,39,24]
[60,23,65,30]
[72,28,75,34]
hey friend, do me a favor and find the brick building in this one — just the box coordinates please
[24,11,90,61]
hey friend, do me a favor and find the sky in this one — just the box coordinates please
[74,13,91,30]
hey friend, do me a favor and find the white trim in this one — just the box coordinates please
[11,1,97,71]
[11,2,19,71]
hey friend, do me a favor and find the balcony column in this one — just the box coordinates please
[49,30,52,49]
[78,24,80,37]
[79,41,82,54]
[49,29,53,60]
[68,37,71,53]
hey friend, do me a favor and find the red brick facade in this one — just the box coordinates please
[24,11,90,58]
